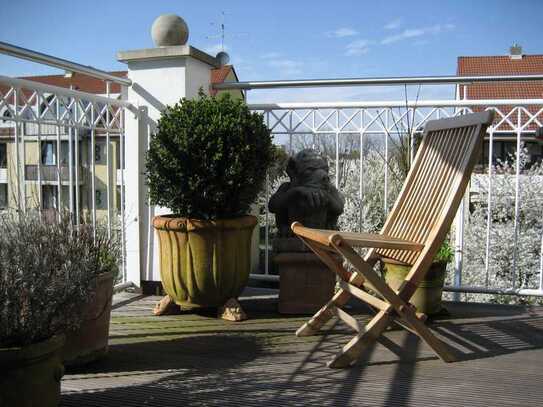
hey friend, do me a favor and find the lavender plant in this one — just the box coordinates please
[0,213,119,347]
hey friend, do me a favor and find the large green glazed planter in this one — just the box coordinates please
[0,334,65,407]
[383,259,447,315]
[153,215,257,308]
[63,271,114,367]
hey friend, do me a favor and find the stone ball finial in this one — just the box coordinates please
[151,14,189,47]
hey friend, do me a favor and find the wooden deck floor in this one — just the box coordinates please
[61,289,543,407]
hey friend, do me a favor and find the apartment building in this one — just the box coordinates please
[0,65,242,217]
[457,45,543,168]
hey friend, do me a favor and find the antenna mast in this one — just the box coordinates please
[206,11,247,52]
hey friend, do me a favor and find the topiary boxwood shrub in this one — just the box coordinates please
[145,93,274,220]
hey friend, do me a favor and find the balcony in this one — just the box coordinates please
[1,38,543,407]
[60,289,543,407]
[24,165,84,184]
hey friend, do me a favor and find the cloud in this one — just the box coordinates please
[260,52,282,59]
[267,59,304,76]
[246,85,455,111]
[326,27,359,38]
[345,39,371,56]
[381,24,455,45]
[384,18,402,30]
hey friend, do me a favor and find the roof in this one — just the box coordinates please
[0,71,128,106]
[3,66,239,98]
[457,54,543,131]
[210,65,241,96]
[19,71,128,94]
[1,65,242,121]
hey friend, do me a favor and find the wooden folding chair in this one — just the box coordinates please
[292,110,495,368]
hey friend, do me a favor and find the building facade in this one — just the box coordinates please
[457,45,543,169]
[0,66,242,217]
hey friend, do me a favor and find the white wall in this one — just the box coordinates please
[122,52,214,284]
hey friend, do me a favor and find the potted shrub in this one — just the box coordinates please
[62,224,120,367]
[0,213,106,407]
[146,92,274,315]
[382,240,454,316]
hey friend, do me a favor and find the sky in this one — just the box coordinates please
[1,0,543,103]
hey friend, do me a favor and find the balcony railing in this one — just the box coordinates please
[2,39,543,298]
[249,99,543,298]
[24,164,83,183]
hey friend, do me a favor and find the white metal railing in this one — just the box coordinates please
[250,99,543,298]
[3,40,543,299]
[214,74,543,90]
[0,50,136,286]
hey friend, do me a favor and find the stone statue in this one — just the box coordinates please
[269,149,344,237]
[268,149,344,314]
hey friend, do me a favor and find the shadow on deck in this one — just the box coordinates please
[61,288,543,407]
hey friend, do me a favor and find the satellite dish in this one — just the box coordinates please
[216,51,230,66]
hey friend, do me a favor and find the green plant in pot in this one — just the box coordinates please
[62,223,121,367]
[382,240,454,316]
[146,92,274,317]
[0,213,110,407]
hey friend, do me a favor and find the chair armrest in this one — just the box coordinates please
[291,222,424,251]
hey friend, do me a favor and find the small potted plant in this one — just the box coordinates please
[0,213,107,406]
[146,92,274,316]
[62,224,120,367]
[382,240,454,316]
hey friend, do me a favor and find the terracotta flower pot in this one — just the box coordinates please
[153,215,257,308]
[0,334,65,407]
[63,272,114,366]
[382,259,447,315]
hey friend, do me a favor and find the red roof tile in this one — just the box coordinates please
[210,65,239,96]
[20,71,128,94]
[457,55,543,131]
[0,71,128,106]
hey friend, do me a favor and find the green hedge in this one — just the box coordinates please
[146,93,274,219]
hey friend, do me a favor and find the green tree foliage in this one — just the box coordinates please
[146,93,274,219]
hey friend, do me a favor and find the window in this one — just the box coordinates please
[60,141,71,166]
[479,138,543,170]
[58,140,85,166]
[1,109,11,123]
[0,143,6,168]
[42,185,58,209]
[116,185,124,212]
[0,183,7,209]
[95,189,106,209]
[94,142,107,165]
[41,141,56,165]
[115,139,124,170]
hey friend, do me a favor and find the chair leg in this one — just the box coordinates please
[399,312,457,363]
[296,272,365,337]
[296,289,350,337]
[328,310,391,368]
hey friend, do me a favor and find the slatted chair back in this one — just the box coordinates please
[374,111,494,266]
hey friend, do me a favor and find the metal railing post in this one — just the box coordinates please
[123,105,148,288]
[453,196,465,302]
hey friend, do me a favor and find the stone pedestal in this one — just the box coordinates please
[273,238,336,314]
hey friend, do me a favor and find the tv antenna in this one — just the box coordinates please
[206,11,248,51]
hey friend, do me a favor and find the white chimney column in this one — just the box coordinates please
[117,15,219,289]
